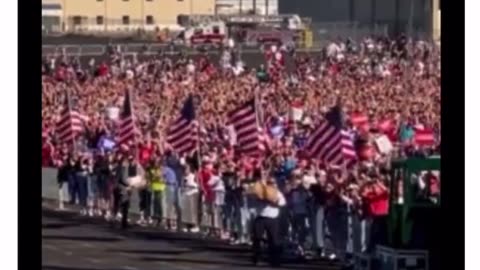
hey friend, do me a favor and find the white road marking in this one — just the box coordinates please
[81,242,93,248]
[43,244,58,250]
[154,261,198,270]
[86,257,102,264]
[122,266,138,270]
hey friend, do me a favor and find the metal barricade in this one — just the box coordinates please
[44,166,379,266]
[199,190,225,232]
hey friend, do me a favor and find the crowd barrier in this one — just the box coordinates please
[42,167,395,268]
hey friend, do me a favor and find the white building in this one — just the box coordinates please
[216,0,278,15]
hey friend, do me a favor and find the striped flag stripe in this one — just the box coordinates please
[306,106,357,166]
[231,114,257,130]
[168,119,190,136]
[55,91,84,144]
[170,131,193,147]
[228,109,255,124]
[117,120,135,138]
[167,126,192,143]
[227,99,264,156]
[117,89,136,146]
[306,123,336,155]
[237,126,259,139]
[167,122,196,155]
[237,130,261,143]
[319,133,341,160]
[166,96,197,156]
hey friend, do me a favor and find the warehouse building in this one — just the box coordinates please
[42,0,215,32]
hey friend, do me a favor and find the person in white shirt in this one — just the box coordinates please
[252,177,286,267]
[208,170,225,236]
[181,166,200,232]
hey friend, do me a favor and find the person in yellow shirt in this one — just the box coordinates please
[146,159,166,226]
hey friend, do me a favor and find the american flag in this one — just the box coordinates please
[305,105,357,166]
[56,89,84,143]
[227,99,264,156]
[117,89,136,146]
[167,95,198,155]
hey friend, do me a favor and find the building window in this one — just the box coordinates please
[72,16,82,25]
[122,16,130,25]
[96,16,104,25]
[146,15,154,25]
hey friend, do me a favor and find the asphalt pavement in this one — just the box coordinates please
[42,203,344,270]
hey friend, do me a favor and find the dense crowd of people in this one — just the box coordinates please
[42,35,441,266]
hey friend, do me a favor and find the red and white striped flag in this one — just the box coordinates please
[117,89,136,146]
[56,89,84,144]
[166,95,198,156]
[227,99,264,157]
[305,105,357,166]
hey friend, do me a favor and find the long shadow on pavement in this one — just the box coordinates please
[140,256,254,267]
[43,266,118,270]
[42,207,344,270]
[42,235,124,242]
[42,222,82,229]
[107,248,191,256]
[140,256,342,270]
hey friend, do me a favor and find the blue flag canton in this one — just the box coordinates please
[181,95,196,121]
[325,105,345,129]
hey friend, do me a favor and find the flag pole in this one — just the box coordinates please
[129,87,140,165]
[66,86,78,156]
[254,86,262,128]
[191,71,202,173]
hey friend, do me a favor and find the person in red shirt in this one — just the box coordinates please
[361,174,390,252]
[96,61,109,77]
[136,139,154,225]
[138,138,154,167]
[198,157,214,229]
